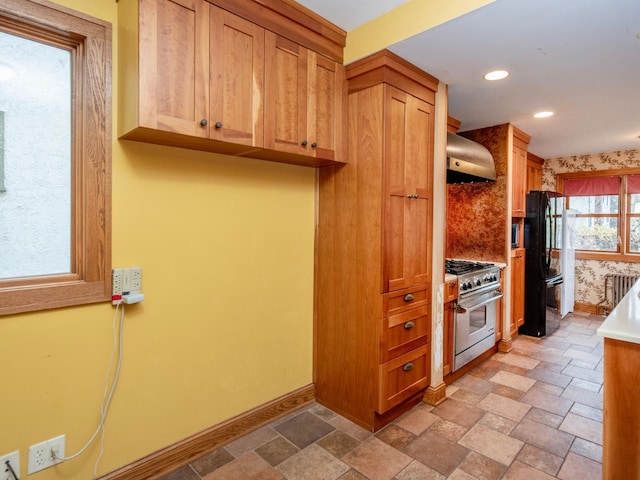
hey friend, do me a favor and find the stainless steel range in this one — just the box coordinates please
[445,260,503,371]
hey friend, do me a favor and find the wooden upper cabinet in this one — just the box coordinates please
[264,33,308,156]
[118,0,347,167]
[384,86,434,292]
[209,5,264,147]
[527,151,544,193]
[307,52,346,162]
[264,32,346,162]
[511,127,531,217]
[138,0,209,137]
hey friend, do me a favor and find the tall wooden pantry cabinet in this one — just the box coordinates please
[315,50,437,431]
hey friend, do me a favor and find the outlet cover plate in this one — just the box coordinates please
[28,435,65,474]
[0,451,20,480]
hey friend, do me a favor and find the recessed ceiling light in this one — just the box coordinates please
[534,111,554,118]
[483,70,510,81]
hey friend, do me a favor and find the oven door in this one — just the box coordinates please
[454,289,503,371]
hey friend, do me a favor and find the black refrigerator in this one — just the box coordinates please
[521,190,564,337]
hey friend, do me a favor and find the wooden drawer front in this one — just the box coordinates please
[381,306,430,362]
[383,285,431,318]
[444,279,458,303]
[377,344,430,413]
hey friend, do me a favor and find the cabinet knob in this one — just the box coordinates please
[403,321,415,330]
[215,122,223,129]
[402,362,414,372]
[301,140,308,146]
[311,142,317,148]
[200,119,208,127]
[403,293,414,302]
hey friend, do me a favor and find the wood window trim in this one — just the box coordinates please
[558,168,640,263]
[0,0,112,315]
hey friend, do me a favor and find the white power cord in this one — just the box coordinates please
[55,303,126,478]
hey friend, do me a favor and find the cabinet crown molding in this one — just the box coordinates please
[209,0,346,62]
[346,49,439,102]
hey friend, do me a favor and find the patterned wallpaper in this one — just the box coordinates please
[543,149,640,308]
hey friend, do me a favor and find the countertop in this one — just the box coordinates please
[597,278,640,344]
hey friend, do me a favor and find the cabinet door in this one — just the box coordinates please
[306,52,346,162]
[444,279,458,303]
[527,159,543,193]
[512,142,527,217]
[139,0,209,137]
[511,248,525,335]
[209,6,264,147]
[264,32,308,155]
[384,86,434,292]
[443,301,455,376]
[496,270,504,341]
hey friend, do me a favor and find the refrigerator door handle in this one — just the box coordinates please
[545,196,552,270]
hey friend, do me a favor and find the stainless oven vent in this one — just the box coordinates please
[446,132,496,183]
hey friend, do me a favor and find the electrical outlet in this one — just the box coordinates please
[130,267,142,280]
[113,267,143,303]
[131,278,142,292]
[28,435,65,474]
[0,451,20,480]
[112,268,123,295]
[130,267,142,293]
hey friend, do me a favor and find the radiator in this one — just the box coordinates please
[606,274,640,308]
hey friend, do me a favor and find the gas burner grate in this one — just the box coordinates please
[445,259,495,275]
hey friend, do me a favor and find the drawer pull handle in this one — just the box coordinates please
[403,362,414,372]
[214,121,223,129]
[404,293,414,302]
[403,321,415,330]
[200,119,208,127]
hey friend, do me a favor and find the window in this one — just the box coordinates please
[559,169,640,261]
[0,0,111,315]
[627,175,640,253]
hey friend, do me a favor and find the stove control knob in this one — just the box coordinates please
[483,274,491,283]
[474,278,482,287]
[492,273,498,282]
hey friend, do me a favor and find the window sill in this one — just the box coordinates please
[576,252,640,263]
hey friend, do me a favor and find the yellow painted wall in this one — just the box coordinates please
[0,1,315,478]
[345,0,497,63]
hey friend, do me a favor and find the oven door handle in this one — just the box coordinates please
[457,291,504,313]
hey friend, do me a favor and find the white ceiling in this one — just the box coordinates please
[296,0,640,159]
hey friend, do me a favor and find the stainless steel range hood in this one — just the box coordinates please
[446,132,496,183]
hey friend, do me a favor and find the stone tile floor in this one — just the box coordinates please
[162,312,604,480]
